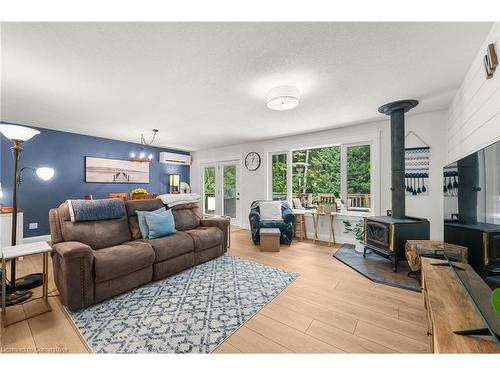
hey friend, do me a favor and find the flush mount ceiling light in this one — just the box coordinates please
[266,85,300,111]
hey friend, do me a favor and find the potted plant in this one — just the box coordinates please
[343,220,365,252]
[493,288,500,317]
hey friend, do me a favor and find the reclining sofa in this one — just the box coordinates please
[49,198,229,311]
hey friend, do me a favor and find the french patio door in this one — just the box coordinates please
[202,161,241,225]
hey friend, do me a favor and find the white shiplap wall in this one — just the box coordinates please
[448,23,500,164]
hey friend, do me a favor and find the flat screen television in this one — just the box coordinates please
[443,139,500,342]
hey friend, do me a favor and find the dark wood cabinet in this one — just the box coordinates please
[444,221,500,275]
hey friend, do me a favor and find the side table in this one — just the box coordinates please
[1,241,52,328]
[311,212,337,246]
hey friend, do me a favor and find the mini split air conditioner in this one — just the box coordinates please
[159,152,191,165]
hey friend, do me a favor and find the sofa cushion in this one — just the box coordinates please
[185,226,223,252]
[171,204,202,231]
[58,202,132,250]
[93,241,155,282]
[145,231,194,262]
[125,199,165,239]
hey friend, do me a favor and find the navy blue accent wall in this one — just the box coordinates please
[0,125,190,238]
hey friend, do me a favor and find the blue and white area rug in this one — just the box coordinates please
[68,254,298,353]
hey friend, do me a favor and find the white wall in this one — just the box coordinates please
[448,23,500,164]
[191,110,448,241]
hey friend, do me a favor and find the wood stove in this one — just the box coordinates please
[363,216,430,272]
[362,99,430,271]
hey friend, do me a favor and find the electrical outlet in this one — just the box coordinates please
[29,222,38,230]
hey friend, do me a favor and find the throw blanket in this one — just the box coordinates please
[67,198,126,222]
[158,193,202,207]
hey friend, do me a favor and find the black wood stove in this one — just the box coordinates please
[362,100,430,272]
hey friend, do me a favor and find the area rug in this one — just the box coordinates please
[68,254,298,353]
[333,245,420,292]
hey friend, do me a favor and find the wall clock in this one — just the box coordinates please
[244,152,261,171]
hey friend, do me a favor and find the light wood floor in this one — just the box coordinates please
[0,229,429,354]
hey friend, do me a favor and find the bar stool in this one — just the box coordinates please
[293,212,307,241]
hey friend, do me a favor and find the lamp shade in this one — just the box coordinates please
[0,124,40,142]
[35,167,55,181]
[169,174,180,187]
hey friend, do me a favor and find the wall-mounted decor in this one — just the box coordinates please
[484,43,498,79]
[405,131,430,196]
[85,156,150,183]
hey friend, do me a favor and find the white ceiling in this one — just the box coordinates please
[0,22,492,151]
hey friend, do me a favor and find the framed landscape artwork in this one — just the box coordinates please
[85,157,150,183]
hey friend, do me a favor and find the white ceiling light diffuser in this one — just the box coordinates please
[266,85,300,111]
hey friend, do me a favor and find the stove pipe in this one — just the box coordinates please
[378,99,419,220]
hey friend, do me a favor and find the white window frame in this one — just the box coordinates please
[268,151,291,202]
[266,132,380,216]
[342,142,374,214]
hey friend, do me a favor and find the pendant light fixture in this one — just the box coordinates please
[130,129,158,163]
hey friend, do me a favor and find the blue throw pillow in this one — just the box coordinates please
[136,207,166,238]
[145,209,177,239]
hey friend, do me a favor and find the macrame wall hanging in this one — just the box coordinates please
[405,131,430,196]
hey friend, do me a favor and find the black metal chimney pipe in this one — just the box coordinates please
[378,99,419,220]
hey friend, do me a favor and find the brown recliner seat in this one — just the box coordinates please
[49,198,229,311]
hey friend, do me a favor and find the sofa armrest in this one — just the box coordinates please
[200,217,230,252]
[51,241,95,310]
[249,208,260,226]
[282,207,295,224]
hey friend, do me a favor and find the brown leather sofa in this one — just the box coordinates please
[49,198,229,311]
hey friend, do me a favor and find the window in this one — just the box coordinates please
[271,153,287,200]
[292,146,341,208]
[203,166,216,214]
[347,145,371,211]
[269,143,372,213]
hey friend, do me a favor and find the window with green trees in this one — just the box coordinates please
[203,166,216,214]
[272,153,287,200]
[291,146,341,196]
[270,144,371,212]
[347,145,371,210]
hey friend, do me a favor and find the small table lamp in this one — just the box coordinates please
[168,174,180,193]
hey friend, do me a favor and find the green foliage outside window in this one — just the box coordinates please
[224,165,236,189]
[204,167,215,194]
[292,146,341,195]
[347,145,371,194]
[272,154,287,194]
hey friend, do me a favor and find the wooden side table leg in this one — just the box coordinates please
[299,216,304,241]
[331,215,336,245]
[328,215,333,246]
[312,214,318,244]
[303,217,308,240]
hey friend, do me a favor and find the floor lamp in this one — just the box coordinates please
[0,124,55,306]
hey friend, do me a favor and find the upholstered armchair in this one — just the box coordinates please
[249,200,295,245]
